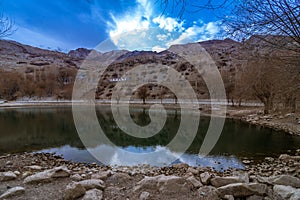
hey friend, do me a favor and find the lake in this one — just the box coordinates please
[0,106,299,171]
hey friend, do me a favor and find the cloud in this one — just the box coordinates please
[108,0,152,47]
[106,0,221,52]
[167,21,221,46]
[205,22,220,35]
[152,46,166,52]
[152,16,184,32]
[156,34,170,41]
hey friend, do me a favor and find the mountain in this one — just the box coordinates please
[0,37,298,104]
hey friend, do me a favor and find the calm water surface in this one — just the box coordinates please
[0,106,299,171]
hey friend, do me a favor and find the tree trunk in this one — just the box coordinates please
[263,98,273,114]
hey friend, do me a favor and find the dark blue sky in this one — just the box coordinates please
[1,0,228,52]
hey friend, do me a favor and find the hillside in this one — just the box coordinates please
[0,37,299,113]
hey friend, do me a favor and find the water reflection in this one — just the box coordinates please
[0,106,299,170]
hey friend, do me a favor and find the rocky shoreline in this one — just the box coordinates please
[223,107,300,137]
[0,152,299,200]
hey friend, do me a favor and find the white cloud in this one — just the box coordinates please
[152,46,166,52]
[167,22,221,46]
[167,26,203,46]
[152,16,184,32]
[205,22,220,35]
[106,0,221,52]
[156,34,169,41]
[108,0,152,46]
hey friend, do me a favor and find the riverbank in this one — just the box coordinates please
[0,152,299,199]
[224,106,300,136]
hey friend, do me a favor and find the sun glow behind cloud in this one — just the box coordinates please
[107,0,222,52]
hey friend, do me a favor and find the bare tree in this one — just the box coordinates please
[223,0,300,49]
[0,13,15,37]
[159,0,230,17]
[137,86,149,104]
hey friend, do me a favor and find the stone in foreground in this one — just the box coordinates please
[217,183,267,198]
[81,189,103,200]
[64,182,86,200]
[24,166,71,184]
[210,176,247,187]
[0,186,25,199]
[78,179,106,190]
[0,171,17,182]
[257,175,300,188]
[200,172,211,185]
[273,185,299,200]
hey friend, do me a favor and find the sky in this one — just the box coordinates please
[1,0,229,52]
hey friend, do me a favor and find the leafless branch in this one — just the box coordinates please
[0,13,15,38]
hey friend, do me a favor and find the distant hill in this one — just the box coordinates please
[0,37,298,112]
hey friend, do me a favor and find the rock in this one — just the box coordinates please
[200,172,211,185]
[232,171,250,183]
[187,167,198,175]
[107,173,131,185]
[248,183,268,195]
[25,165,43,171]
[64,182,86,200]
[139,191,150,200]
[186,176,202,188]
[81,189,103,200]
[210,176,247,187]
[217,183,267,198]
[13,171,21,176]
[265,157,275,162]
[243,160,251,164]
[70,174,83,181]
[51,166,71,178]
[91,170,112,180]
[223,194,234,200]
[290,189,300,200]
[257,175,300,188]
[22,171,32,179]
[134,175,193,196]
[279,154,300,161]
[0,186,25,199]
[78,179,105,190]
[246,195,264,200]
[5,161,12,165]
[273,185,296,199]
[0,171,17,181]
[173,163,189,169]
[198,186,219,199]
[24,166,71,184]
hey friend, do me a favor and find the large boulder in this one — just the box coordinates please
[273,185,296,199]
[0,171,17,182]
[24,166,70,184]
[217,183,267,198]
[210,176,247,187]
[81,189,103,200]
[64,182,86,200]
[186,176,202,188]
[198,186,219,199]
[257,175,300,188]
[200,172,212,185]
[290,189,300,200]
[133,175,193,196]
[78,179,105,190]
[0,186,25,199]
